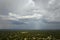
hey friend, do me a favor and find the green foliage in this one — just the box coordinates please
[0,30,60,40]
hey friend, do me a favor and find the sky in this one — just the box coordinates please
[0,0,60,30]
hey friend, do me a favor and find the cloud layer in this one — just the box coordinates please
[0,0,60,29]
[44,0,60,22]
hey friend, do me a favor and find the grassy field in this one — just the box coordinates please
[0,30,60,40]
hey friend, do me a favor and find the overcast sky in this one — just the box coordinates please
[0,0,60,30]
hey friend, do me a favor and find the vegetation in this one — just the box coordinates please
[0,30,60,40]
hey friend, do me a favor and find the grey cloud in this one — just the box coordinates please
[44,0,60,22]
[0,0,60,29]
